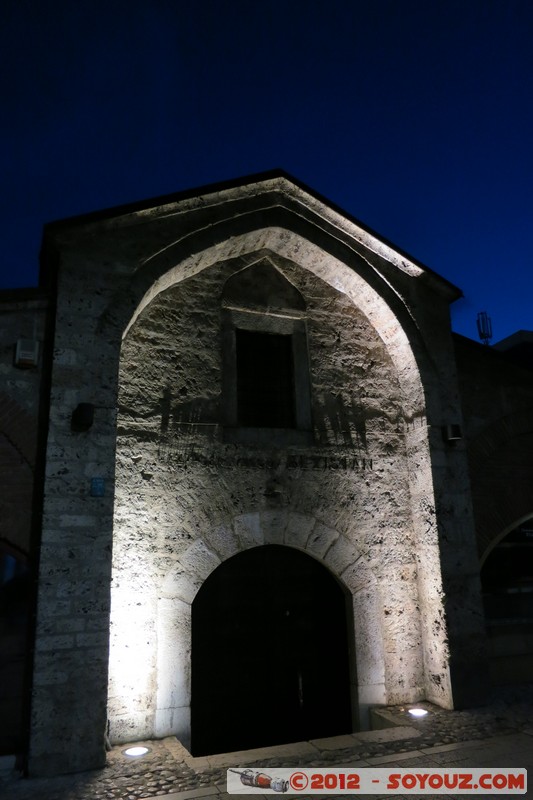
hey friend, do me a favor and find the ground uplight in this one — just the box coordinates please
[123,746,150,757]
[408,708,429,718]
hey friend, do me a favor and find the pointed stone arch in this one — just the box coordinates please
[118,226,431,421]
[107,224,452,746]
[109,511,384,748]
[221,258,306,313]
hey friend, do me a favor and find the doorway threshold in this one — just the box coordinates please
[167,725,421,772]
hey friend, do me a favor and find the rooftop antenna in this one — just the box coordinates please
[476,311,492,346]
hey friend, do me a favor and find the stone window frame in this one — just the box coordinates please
[221,306,313,446]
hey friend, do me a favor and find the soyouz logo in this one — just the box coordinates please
[227,767,527,794]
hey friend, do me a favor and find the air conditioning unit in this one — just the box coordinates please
[14,339,39,368]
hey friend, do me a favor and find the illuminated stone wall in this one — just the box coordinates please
[108,255,419,746]
[27,174,488,775]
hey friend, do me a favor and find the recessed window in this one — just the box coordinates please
[221,261,313,445]
[236,329,295,428]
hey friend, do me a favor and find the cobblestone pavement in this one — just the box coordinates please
[1,685,532,800]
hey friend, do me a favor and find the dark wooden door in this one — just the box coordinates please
[191,545,352,755]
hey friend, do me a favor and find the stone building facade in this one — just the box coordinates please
[1,172,531,776]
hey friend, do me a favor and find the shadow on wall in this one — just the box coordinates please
[313,393,368,449]
[0,547,30,755]
[121,387,373,453]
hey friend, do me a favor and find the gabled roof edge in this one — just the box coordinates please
[41,169,462,301]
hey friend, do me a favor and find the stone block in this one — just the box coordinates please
[261,509,288,544]
[284,511,315,548]
[155,705,190,744]
[202,523,240,562]
[109,711,154,745]
[233,512,263,548]
[178,539,220,581]
[34,634,74,651]
[323,531,357,572]
[161,568,202,603]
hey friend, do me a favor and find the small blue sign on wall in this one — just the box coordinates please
[90,477,105,497]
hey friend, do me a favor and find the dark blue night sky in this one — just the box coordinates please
[1,0,532,342]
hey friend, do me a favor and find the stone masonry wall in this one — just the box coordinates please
[28,261,119,776]
[454,335,533,558]
[0,292,48,556]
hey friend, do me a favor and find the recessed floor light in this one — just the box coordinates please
[408,708,429,717]
[123,746,150,757]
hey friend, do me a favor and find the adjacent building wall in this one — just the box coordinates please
[0,289,50,754]
[454,334,533,687]
[0,290,48,556]
[454,334,533,560]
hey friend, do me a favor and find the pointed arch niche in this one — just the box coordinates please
[221,261,312,443]
[107,226,451,750]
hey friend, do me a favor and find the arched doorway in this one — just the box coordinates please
[481,519,533,685]
[191,545,353,755]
